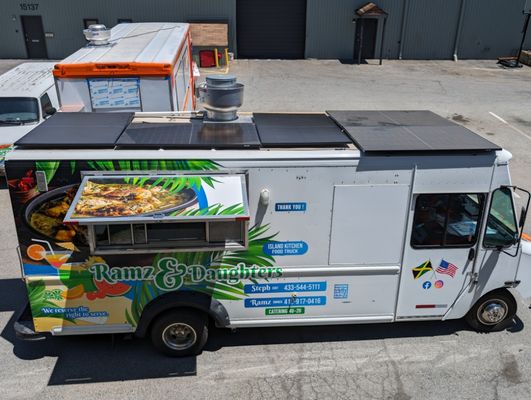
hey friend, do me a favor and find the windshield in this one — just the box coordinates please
[0,97,39,124]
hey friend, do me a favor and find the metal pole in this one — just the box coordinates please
[516,12,531,67]
[453,0,467,61]
[398,0,410,59]
[379,17,387,65]
[358,19,364,65]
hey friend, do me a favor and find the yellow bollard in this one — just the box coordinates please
[214,48,219,68]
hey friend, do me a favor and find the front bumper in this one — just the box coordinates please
[14,302,46,341]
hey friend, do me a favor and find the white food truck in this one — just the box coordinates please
[54,22,195,113]
[7,101,531,356]
[0,62,58,173]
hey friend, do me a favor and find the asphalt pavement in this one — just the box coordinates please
[1,59,531,400]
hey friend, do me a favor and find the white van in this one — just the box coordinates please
[0,62,58,173]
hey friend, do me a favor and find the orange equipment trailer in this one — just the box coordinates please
[54,23,195,112]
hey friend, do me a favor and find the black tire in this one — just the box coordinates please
[150,309,208,357]
[465,289,517,332]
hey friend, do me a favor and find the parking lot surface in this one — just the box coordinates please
[1,59,531,399]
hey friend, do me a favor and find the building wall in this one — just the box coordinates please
[0,0,236,59]
[401,0,462,59]
[1,0,530,60]
[305,0,405,60]
[458,0,531,59]
[306,0,531,60]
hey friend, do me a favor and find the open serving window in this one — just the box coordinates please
[64,174,250,254]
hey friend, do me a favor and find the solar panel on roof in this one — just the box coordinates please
[116,123,193,147]
[254,113,351,147]
[116,121,261,149]
[327,110,455,127]
[327,110,501,152]
[14,112,133,148]
[191,122,261,148]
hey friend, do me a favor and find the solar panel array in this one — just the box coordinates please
[15,110,501,153]
[326,110,500,152]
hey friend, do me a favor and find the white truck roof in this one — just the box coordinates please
[0,62,55,97]
[59,23,189,65]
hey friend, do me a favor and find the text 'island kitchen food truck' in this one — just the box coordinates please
[7,76,531,356]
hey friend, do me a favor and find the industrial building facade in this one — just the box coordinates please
[2,0,530,61]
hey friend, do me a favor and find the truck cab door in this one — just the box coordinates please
[473,187,521,290]
[474,186,530,301]
[396,193,486,319]
[444,186,528,320]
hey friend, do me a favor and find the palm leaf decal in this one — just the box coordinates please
[87,159,220,189]
[89,159,220,172]
[27,280,76,323]
[121,176,204,194]
[172,203,245,217]
[125,224,279,326]
[35,161,60,184]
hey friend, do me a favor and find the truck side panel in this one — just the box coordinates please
[6,157,414,334]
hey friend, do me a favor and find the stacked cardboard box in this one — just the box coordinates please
[520,50,531,66]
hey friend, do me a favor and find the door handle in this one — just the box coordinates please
[468,248,476,261]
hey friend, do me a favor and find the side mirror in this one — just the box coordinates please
[519,206,527,228]
[45,107,57,116]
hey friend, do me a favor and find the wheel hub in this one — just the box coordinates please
[162,322,197,350]
[479,301,508,325]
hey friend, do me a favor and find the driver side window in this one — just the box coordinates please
[411,193,485,248]
[484,187,518,248]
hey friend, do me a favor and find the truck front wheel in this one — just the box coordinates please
[150,309,208,357]
[465,289,517,332]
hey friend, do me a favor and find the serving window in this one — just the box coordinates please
[64,173,250,254]
[89,220,247,254]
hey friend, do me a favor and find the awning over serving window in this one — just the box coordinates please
[64,174,249,224]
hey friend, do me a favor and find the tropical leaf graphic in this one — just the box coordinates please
[89,159,220,172]
[87,160,115,171]
[172,203,245,217]
[27,280,76,323]
[88,159,220,189]
[35,161,60,184]
[124,224,279,326]
[122,176,204,194]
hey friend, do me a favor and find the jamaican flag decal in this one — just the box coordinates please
[412,260,433,280]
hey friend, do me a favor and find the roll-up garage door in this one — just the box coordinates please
[236,0,307,59]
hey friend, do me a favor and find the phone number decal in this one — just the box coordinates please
[244,296,326,308]
[244,281,326,294]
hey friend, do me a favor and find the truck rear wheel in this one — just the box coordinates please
[465,289,517,332]
[150,309,208,357]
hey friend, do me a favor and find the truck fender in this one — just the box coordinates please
[515,240,531,300]
[134,291,230,338]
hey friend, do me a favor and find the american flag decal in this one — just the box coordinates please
[436,260,458,278]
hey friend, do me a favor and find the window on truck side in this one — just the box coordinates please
[483,187,519,248]
[411,193,485,248]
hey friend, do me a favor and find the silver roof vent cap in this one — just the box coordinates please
[197,75,244,121]
[83,24,111,46]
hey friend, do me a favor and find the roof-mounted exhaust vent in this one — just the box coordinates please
[83,24,111,46]
[197,75,244,121]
